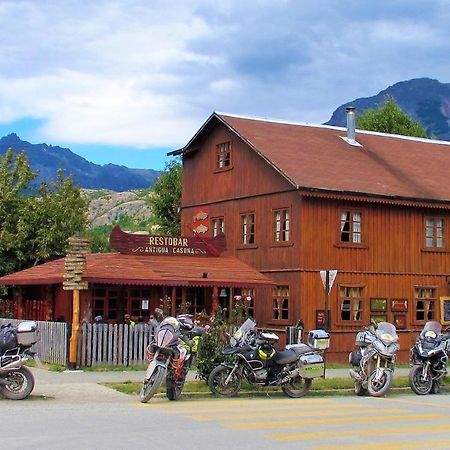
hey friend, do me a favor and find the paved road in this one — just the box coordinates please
[2,367,447,450]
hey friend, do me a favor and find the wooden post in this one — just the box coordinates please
[63,236,90,370]
[69,289,80,369]
[212,285,219,315]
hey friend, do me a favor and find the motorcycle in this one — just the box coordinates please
[0,321,40,400]
[409,321,449,395]
[349,320,399,397]
[140,314,205,403]
[207,318,330,398]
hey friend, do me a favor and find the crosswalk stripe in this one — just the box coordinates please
[189,407,407,421]
[270,422,450,441]
[228,413,441,430]
[314,439,450,450]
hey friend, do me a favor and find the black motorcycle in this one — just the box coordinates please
[208,318,330,398]
[0,321,40,400]
[409,321,449,395]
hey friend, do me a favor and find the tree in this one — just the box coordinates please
[0,149,88,276]
[149,159,182,236]
[356,97,428,138]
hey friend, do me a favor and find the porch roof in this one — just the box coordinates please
[0,253,275,289]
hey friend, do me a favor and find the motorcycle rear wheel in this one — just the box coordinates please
[139,365,166,403]
[0,366,35,400]
[208,365,242,397]
[409,364,432,395]
[282,376,312,398]
[368,369,392,397]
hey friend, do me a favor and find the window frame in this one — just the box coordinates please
[239,212,256,247]
[413,286,437,324]
[270,285,290,323]
[211,216,225,237]
[338,285,365,324]
[424,216,446,250]
[337,208,366,247]
[215,141,233,172]
[272,207,291,245]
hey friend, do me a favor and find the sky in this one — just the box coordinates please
[0,0,449,170]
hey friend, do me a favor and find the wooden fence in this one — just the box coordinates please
[77,323,155,367]
[0,318,68,366]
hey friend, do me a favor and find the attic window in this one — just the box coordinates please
[216,141,232,170]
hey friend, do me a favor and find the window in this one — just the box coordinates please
[212,216,225,237]
[274,208,290,242]
[216,141,231,169]
[414,287,436,322]
[339,286,364,321]
[273,285,289,320]
[340,210,362,243]
[425,217,445,248]
[240,213,255,245]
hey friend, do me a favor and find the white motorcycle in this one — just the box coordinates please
[349,320,399,397]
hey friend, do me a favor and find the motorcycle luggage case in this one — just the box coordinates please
[299,353,325,378]
[16,321,39,346]
[307,329,330,350]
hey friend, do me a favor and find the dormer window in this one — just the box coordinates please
[216,141,231,170]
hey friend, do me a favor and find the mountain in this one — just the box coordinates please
[0,133,160,191]
[325,78,450,140]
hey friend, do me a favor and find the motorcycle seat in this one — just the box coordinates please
[274,347,307,365]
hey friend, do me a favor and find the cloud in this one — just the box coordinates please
[0,0,449,150]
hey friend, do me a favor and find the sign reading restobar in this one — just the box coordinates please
[109,225,226,257]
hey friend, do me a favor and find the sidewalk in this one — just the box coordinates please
[32,366,410,385]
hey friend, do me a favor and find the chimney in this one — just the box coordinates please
[346,106,356,141]
[340,106,362,147]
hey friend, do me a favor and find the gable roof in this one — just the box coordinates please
[0,253,274,289]
[176,112,450,204]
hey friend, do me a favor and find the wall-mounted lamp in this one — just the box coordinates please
[219,288,227,298]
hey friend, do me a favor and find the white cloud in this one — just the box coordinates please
[0,0,449,151]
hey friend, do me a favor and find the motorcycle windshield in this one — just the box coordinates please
[375,322,398,344]
[156,328,176,348]
[420,321,442,339]
[230,318,256,346]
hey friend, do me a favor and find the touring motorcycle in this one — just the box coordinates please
[349,320,399,397]
[409,321,449,395]
[207,318,330,398]
[0,321,40,400]
[140,314,205,402]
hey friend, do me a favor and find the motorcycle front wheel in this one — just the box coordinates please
[409,364,432,395]
[208,365,242,397]
[354,381,367,396]
[0,366,35,400]
[368,369,392,397]
[166,367,188,401]
[282,376,312,398]
[139,365,166,403]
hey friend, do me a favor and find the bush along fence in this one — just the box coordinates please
[0,318,68,366]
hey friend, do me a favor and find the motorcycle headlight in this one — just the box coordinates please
[380,333,394,344]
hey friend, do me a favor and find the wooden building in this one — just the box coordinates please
[0,226,273,324]
[172,111,450,362]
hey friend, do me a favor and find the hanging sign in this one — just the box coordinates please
[320,270,338,294]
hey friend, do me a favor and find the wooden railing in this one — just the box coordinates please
[77,323,155,367]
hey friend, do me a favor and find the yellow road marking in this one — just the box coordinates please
[270,422,450,441]
[228,413,441,430]
[368,395,450,411]
[190,407,406,421]
[314,439,450,450]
